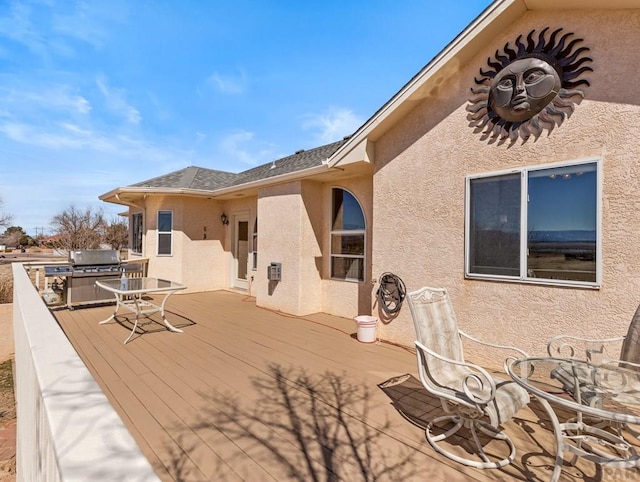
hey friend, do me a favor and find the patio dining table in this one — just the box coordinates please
[95,277,187,344]
[508,356,640,481]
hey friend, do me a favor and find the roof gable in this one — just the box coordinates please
[328,0,640,166]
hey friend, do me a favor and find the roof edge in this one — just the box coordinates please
[329,0,517,166]
[100,164,330,205]
[329,0,640,166]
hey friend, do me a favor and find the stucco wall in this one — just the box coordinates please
[181,196,228,291]
[254,176,374,318]
[371,8,640,366]
[141,195,228,292]
[256,181,323,315]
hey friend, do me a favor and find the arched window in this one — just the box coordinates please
[331,188,365,281]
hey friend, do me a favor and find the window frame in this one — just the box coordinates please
[157,210,173,256]
[251,218,258,271]
[464,157,602,288]
[131,212,143,255]
[330,187,366,282]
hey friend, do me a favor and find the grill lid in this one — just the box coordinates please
[69,249,120,266]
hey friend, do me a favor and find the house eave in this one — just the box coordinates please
[100,164,332,206]
[328,0,640,168]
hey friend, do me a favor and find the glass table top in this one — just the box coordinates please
[509,357,640,419]
[96,277,186,293]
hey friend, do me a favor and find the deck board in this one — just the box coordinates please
[52,290,631,481]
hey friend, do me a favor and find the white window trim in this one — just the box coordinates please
[157,210,173,256]
[330,187,366,283]
[464,157,602,289]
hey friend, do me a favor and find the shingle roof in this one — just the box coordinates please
[129,139,349,192]
[130,166,239,190]
[229,139,347,186]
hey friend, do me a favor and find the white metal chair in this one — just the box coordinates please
[547,304,640,369]
[547,304,640,434]
[406,286,530,469]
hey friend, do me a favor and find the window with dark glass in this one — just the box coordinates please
[131,212,143,254]
[157,210,172,256]
[466,160,599,285]
[331,188,365,281]
[252,219,258,270]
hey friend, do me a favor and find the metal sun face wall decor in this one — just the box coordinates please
[467,28,593,144]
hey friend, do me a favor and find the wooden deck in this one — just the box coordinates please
[52,290,629,481]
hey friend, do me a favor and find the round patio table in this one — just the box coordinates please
[507,356,640,481]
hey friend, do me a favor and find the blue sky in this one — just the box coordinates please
[0,0,491,236]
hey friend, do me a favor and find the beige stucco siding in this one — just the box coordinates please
[140,195,228,293]
[180,197,228,292]
[254,176,374,319]
[371,8,640,364]
[256,181,323,315]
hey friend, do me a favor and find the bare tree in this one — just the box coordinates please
[104,216,129,251]
[0,196,12,229]
[50,205,106,250]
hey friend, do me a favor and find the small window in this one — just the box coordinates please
[466,159,600,286]
[131,212,143,254]
[251,218,258,270]
[331,188,365,281]
[157,210,173,256]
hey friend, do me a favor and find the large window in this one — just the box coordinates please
[131,212,143,254]
[331,188,365,281]
[466,159,600,286]
[157,210,173,256]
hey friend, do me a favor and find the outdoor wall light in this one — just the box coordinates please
[221,213,229,225]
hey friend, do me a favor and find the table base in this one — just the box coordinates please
[99,292,182,344]
[534,395,640,482]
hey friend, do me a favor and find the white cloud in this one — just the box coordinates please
[0,1,83,59]
[303,107,363,144]
[96,76,141,124]
[147,92,170,121]
[218,130,278,167]
[0,2,46,56]
[0,85,92,117]
[74,96,92,114]
[220,130,256,165]
[208,71,247,94]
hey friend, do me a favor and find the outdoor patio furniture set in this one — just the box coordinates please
[406,286,640,482]
[94,275,640,480]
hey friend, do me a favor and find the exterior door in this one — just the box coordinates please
[233,217,249,290]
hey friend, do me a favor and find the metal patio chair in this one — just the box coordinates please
[406,286,530,469]
[547,303,640,369]
[547,304,640,435]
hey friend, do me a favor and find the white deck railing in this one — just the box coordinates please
[12,263,160,482]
